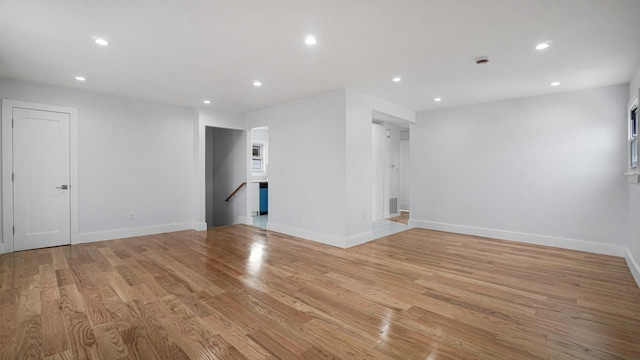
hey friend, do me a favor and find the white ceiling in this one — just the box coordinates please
[1,0,639,113]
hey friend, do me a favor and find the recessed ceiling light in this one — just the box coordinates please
[253,81,262,87]
[203,100,211,104]
[434,97,442,102]
[95,38,110,46]
[305,35,317,45]
[75,76,86,81]
[392,77,402,82]
[550,81,560,87]
[535,43,550,50]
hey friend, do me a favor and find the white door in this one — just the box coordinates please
[13,108,71,251]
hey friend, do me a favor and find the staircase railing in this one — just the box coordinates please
[225,182,247,202]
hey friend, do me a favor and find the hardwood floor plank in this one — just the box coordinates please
[41,299,69,357]
[51,247,69,271]
[246,328,302,360]
[44,349,74,360]
[125,299,190,359]
[55,268,75,288]
[40,264,60,302]
[17,279,41,322]
[119,325,160,359]
[0,302,20,359]
[301,318,395,360]
[12,317,43,360]
[98,247,125,267]
[202,313,273,360]
[0,225,639,359]
[94,324,128,360]
[63,310,101,360]
[160,312,225,360]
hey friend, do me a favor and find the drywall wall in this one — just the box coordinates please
[245,90,348,246]
[0,77,197,247]
[411,84,629,256]
[399,129,410,210]
[205,127,246,227]
[372,124,385,221]
[630,67,640,101]
[345,89,415,245]
[244,89,413,247]
[627,64,640,286]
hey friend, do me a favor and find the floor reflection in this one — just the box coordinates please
[247,242,265,275]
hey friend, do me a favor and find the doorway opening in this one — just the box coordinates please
[391,128,410,224]
[205,126,246,228]
[371,111,411,236]
[249,126,269,229]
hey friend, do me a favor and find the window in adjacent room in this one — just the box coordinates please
[252,144,264,172]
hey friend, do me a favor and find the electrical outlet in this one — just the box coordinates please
[128,212,135,221]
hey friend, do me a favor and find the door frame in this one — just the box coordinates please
[2,99,79,253]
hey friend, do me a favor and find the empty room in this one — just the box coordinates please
[1,0,640,359]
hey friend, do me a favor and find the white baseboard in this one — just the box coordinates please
[626,249,640,288]
[345,231,375,248]
[78,222,194,244]
[235,216,252,226]
[265,223,375,249]
[267,222,346,248]
[409,220,625,257]
[192,222,207,231]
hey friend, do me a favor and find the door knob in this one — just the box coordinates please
[56,185,69,190]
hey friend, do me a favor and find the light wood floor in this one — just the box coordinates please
[1,225,639,359]
[388,211,409,225]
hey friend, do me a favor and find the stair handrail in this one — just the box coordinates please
[225,182,247,202]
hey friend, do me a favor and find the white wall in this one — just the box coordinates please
[245,90,348,246]
[244,89,414,247]
[627,64,640,286]
[205,127,246,227]
[411,84,629,256]
[0,77,197,247]
[345,90,415,245]
[372,124,385,221]
[399,129,410,210]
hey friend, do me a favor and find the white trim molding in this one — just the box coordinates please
[2,99,79,253]
[234,216,252,226]
[625,172,640,183]
[80,222,194,244]
[409,220,625,257]
[265,223,376,249]
[267,222,347,248]
[345,231,375,248]
[626,249,640,288]
[192,222,208,231]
